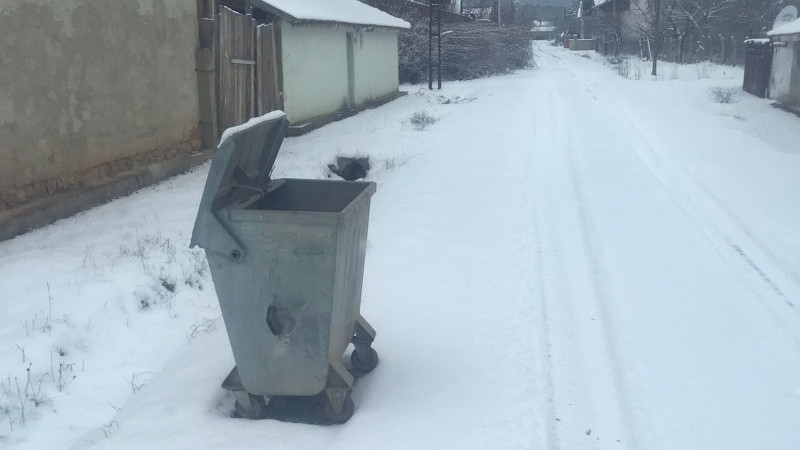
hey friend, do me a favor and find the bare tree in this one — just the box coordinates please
[603,0,785,66]
[652,0,662,75]
[664,0,736,62]
[631,0,666,75]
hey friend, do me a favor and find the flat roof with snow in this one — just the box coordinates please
[253,0,410,30]
[768,17,800,36]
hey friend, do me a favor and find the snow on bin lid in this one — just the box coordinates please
[252,0,410,30]
[190,111,289,260]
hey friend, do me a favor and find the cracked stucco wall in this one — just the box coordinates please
[0,0,200,209]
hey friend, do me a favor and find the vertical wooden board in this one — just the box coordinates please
[257,24,279,115]
[217,7,256,135]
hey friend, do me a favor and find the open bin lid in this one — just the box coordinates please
[190,111,289,261]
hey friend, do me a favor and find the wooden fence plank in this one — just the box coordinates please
[217,7,256,135]
[256,24,280,115]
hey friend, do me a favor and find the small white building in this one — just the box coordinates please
[767,18,800,109]
[252,0,410,127]
[211,0,410,134]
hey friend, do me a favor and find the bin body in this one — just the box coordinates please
[208,179,374,396]
[191,112,376,400]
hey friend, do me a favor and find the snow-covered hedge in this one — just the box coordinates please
[400,22,533,84]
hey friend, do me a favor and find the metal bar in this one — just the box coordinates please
[437,3,442,90]
[428,1,433,90]
[231,58,256,65]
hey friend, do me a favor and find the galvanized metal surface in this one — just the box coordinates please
[191,113,376,400]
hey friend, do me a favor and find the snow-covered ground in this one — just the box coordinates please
[1,43,799,449]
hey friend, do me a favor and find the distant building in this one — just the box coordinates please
[767,18,800,110]
[531,20,558,40]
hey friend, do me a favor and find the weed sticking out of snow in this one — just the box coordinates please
[430,95,476,105]
[670,63,680,81]
[608,56,642,80]
[0,206,218,442]
[696,61,712,80]
[408,111,438,131]
[188,317,218,339]
[380,153,420,172]
[710,86,738,104]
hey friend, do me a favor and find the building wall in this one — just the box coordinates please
[0,0,200,210]
[279,23,350,124]
[352,31,399,105]
[769,42,800,107]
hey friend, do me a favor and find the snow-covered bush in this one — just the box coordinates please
[408,111,438,131]
[399,22,533,84]
[709,86,737,104]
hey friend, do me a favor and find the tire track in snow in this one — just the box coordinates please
[530,50,638,450]
[526,65,561,450]
[558,52,800,344]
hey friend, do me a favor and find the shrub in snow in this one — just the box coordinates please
[709,86,737,104]
[408,111,438,131]
[607,56,642,80]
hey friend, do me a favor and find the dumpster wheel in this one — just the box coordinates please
[321,394,355,424]
[235,393,268,420]
[350,347,379,373]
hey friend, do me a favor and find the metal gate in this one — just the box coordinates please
[743,41,773,98]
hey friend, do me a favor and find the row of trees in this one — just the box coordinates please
[590,0,789,75]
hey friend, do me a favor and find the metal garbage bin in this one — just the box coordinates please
[190,111,378,423]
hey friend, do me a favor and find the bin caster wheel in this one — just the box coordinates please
[321,395,355,424]
[235,394,267,420]
[351,347,379,373]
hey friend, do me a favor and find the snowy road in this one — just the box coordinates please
[527,46,800,449]
[2,44,800,449]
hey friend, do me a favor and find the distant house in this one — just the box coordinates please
[767,18,800,110]
[461,0,514,23]
[531,20,558,40]
[245,0,410,129]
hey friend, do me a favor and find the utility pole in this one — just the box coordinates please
[497,0,502,25]
[429,1,442,90]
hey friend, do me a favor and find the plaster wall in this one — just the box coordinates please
[279,23,350,124]
[0,0,200,209]
[769,42,800,107]
[352,31,399,105]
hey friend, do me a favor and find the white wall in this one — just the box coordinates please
[352,30,399,105]
[769,42,800,107]
[279,22,350,124]
[279,22,401,125]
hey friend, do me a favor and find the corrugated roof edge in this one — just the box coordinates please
[253,0,411,31]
